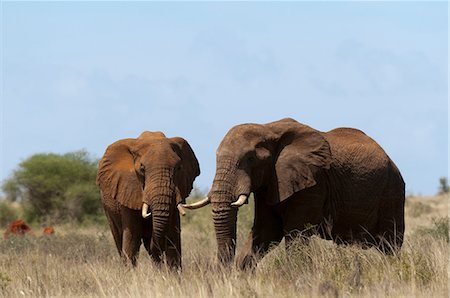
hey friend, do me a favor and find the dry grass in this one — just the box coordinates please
[0,195,448,297]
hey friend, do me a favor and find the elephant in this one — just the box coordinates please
[184,118,405,269]
[96,131,199,268]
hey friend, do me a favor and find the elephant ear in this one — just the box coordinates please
[266,119,332,205]
[170,137,200,203]
[96,138,143,211]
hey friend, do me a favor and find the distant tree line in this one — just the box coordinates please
[1,150,103,224]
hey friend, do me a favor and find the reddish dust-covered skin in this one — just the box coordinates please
[96,131,200,268]
[3,219,34,239]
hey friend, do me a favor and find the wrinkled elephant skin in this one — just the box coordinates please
[200,118,404,269]
[97,131,199,268]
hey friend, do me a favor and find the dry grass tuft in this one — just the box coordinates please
[1,195,448,297]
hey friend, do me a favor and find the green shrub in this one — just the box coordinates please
[1,150,101,224]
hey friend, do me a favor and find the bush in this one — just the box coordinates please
[2,150,101,224]
[438,177,449,194]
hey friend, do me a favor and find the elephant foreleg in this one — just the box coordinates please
[142,217,152,256]
[238,198,283,270]
[104,208,123,257]
[238,227,283,271]
[121,207,143,266]
[165,214,182,269]
[237,232,256,270]
[282,191,325,249]
[122,229,142,266]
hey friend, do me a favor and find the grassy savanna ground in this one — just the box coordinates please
[0,195,448,297]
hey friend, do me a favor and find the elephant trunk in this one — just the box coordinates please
[212,204,238,264]
[144,167,175,263]
[210,157,248,265]
[151,211,170,263]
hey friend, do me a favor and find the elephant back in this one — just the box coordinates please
[324,127,390,179]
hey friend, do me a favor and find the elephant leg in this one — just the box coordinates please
[376,196,405,254]
[282,192,325,250]
[143,237,151,257]
[165,214,182,269]
[121,207,143,266]
[238,198,283,270]
[104,207,123,257]
[283,192,325,236]
[238,232,259,271]
[239,226,283,271]
[142,217,153,257]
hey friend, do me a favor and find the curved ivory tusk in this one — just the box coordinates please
[181,197,210,210]
[230,194,248,207]
[177,204,186,216]
[142,203,151,218]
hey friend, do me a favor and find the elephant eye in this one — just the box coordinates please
[140,164,145,173]
[247,155,256,164]
[238,152,257,168]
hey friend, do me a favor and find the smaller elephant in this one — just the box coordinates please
[97,131,199,268]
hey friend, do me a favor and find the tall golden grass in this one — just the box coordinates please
[0,195,448,297]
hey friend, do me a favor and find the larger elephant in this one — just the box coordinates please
[97,131,199,268]
[184,118,405,269]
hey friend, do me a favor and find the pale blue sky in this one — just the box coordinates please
[1,2,448,195]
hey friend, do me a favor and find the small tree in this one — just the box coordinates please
[2,150,102,223]
[438,177,449,195]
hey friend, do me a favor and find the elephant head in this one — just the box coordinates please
[97,131,199,264]
[184,118,331,264]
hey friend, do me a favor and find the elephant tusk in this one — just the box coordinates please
[177,204,186,216]
[142,203,151,219]
[231,194,248,207]
[181,197,210,210]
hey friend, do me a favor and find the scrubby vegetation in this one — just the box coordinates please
[1,150,103,224]
[0,194,448,297]
[439,177,449,195]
